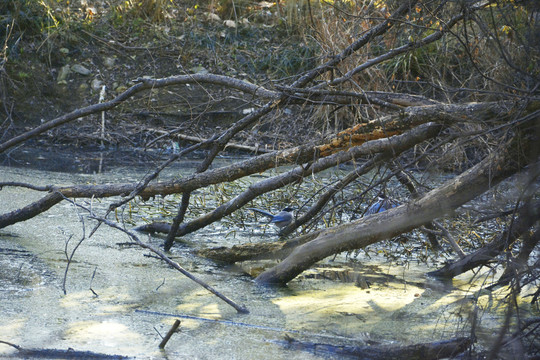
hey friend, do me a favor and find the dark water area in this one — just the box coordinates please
[1,146,148,174]
[0,144,248,175]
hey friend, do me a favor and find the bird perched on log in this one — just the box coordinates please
[365,194,398,216]
[247,207,294,229]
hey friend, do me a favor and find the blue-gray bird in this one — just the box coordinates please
[365,195,398,216]
[247,207,294,229]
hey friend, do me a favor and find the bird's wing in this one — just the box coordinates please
[271,212,292,223]
[246,208,274,219]
[365,203,382,215]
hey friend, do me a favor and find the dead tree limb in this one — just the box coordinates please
[255,135,532,285]
[0,192,64,229]
[0,73,280,154]
[427,199,540,279]
[390,165,442,250]
[0,118,438,230]
[0,101,529,232]
[198,229,322,264]
[158,319,181,349]
[148,130,273,153]
[489,228,540,289]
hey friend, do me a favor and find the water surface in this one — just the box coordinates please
[0,160,537,359]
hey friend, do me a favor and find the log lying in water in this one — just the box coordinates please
[276,336,472,360]
[197,230,321,263]
[0,340,129,359]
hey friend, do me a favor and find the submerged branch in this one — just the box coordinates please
[279,336,472,360]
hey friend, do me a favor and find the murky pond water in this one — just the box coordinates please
[0,154,538,359]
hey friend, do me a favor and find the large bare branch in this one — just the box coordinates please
[138,122,442,238]
[0,101,526,230]
[0,74,279,154]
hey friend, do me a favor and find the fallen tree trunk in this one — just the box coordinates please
[0,98,520,231]
[0,142,316,229]
[0,340,127,359]
[255,134,532,285]
[198,230,321,263]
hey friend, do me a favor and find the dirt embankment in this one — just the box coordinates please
[2,3,316,151]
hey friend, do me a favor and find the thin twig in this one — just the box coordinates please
[93,215,249,314]
[433,220,466,259]
[62,197,249,313]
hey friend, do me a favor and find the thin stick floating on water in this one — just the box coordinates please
[136,309,358,342]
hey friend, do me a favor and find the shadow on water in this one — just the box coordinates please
[0,150,538,359]
[0,145,244,175]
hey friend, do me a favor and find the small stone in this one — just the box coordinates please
[71,64,92,76]
[91,78,102,91]
[190,66,208,74]
[57,65,70,83]
[224,20,236,28]
[104,57,115,69]
[59,48,69,55]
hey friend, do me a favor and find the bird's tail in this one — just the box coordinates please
[246,208,274,219]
